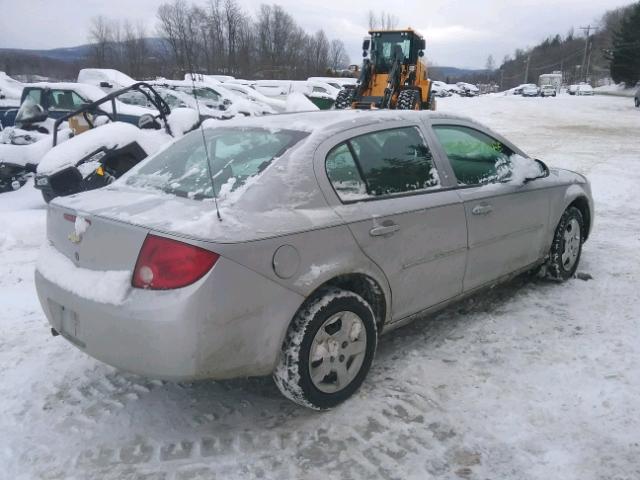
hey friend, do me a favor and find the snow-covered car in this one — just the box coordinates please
[522,84,540,97]
[576,84,594,96]
[456,82,480,97]
[34,82,199,202]
[307,77,358,90]
[221,83,285,112]
[509,84,531,95]
[77,68,136,93]
[35,110,593,410]
[177,77,270,116]
[568,84,579,95]
[430,81,452,98]
[152,87,234,120]
[540,85,557,97]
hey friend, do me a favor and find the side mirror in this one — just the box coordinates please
[99,81,113,89]
[418,39,426,50]
[524,159,550,183]
[362,39,370,51]
[418,51,425,58]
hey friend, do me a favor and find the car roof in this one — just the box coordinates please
[203,109,471,137]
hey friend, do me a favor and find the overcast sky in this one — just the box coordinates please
[0,0,631,68]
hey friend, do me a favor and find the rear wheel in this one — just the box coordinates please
[546,207,584,280]
[273,288,377,410]
[335,89,355,109]
[396,90,420,110]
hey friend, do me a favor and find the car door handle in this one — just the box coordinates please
[472,203,493,216]
[369,224,400,237]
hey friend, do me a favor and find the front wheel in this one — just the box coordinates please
[396,89,420,110]
[546,207,584,280]
[274,288,377,410]
[334,89,355,109]
[635,98,639,108]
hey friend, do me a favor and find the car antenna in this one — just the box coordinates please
[185,55,222,221]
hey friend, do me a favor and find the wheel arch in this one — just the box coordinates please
[568,195,591,241]
[305,273,390,333]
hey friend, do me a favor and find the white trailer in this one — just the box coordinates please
[539,73,563,91]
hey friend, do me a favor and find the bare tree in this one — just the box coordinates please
[367,10,399,30]
[122,21,148,78]
[88,16,113,67]
[485,55,495,71]
[329,39,349,72]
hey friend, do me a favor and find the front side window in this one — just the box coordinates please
[123,128,307,200]
[432,125,515,185]
[372,33,413,72]
[325,126,440,201]
[24,89,43,106]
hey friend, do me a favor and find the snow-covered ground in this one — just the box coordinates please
[1,94,639,480]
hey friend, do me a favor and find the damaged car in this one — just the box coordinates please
[35,110,593,410]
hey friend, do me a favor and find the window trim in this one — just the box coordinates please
[430,123,519,188]
[324,125,445,204]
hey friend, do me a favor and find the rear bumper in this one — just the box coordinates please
[35,255,304,381]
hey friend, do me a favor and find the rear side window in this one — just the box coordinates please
[325,144,367,200]
[326,126,440,201]
[432,125,514,185]
[123,127,307,200]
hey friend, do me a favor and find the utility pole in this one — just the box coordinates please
[579,25,594,83]
[523,53,531,84]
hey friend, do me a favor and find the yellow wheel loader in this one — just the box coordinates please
[335,28,435,111]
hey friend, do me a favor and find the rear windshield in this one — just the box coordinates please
[122,127,307,200]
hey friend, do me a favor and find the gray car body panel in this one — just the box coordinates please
[35,110,594,380]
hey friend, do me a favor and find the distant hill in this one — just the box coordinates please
[430,66,486,80]
[0,40,485,83]
[0,38,168,63]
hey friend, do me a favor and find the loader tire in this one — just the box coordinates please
[335,89,355,109]
[396,90,420,110]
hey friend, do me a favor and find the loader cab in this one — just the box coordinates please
[367,30,426,73]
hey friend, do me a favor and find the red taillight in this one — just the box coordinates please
[132,234,219,290]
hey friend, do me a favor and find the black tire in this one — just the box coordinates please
[546,207,584,280]
[273,288,377,410]
[335,89,355,109]
[635,98,639,108]
[396,89,420,110]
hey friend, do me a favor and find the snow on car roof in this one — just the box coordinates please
[23,82,110,102]
[202,109,470,137]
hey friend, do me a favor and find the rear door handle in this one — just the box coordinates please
[369,224,400,237]
[472,203,493,216]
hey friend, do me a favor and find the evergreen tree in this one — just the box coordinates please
[610,1,640,85]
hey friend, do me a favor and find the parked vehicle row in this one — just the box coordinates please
[34,109,593,409]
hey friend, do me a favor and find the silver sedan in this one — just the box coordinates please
[35,110,593,409]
